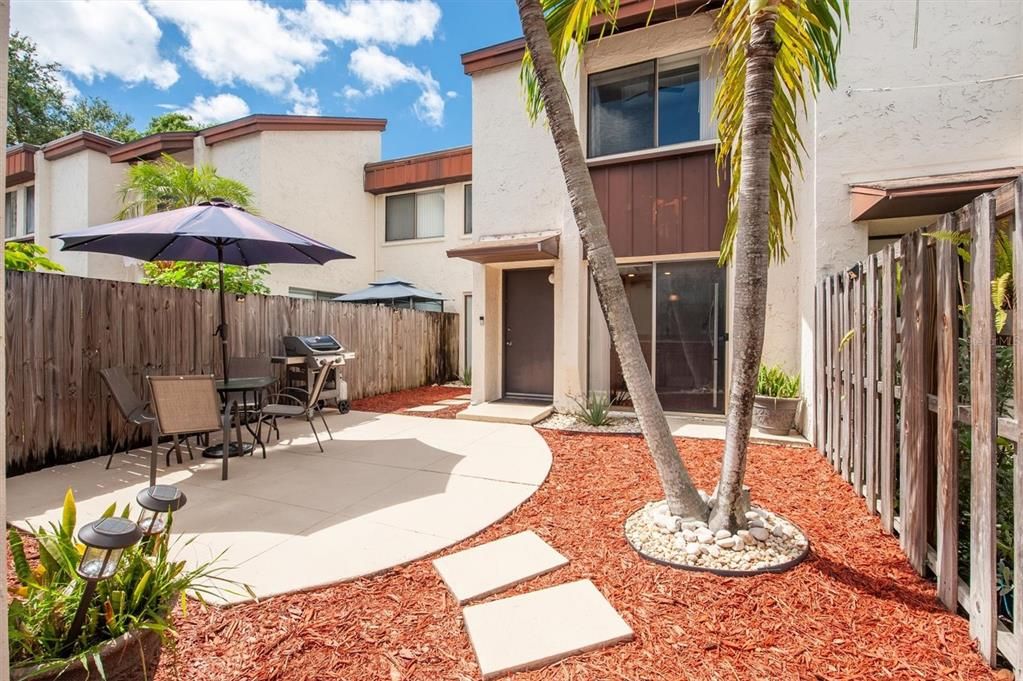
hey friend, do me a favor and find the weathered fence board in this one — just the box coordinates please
[852,270,864,494]
[864,254,878,512]
[5,271,460,474]
[1014,179,1023,679]
[879,247,897,533]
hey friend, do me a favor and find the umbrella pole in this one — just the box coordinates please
[217,244,229,383]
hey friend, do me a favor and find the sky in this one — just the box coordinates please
[11,0,523,158]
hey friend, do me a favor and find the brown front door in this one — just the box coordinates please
[503,268,554,399]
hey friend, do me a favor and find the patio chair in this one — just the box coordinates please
[254,357,339,453]
[99,367,156,470]
[226,355,274,417]
[147,375,225,485]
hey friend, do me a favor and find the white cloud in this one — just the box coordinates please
[348,46,444,126]
[288,87,321,116]
[446,90,457,99]
[53,72,81,101]
[294,0,441,46]
[149,0,323,108]
[341,86,364,100]
[177,94,251,126]
[12,0,178,88]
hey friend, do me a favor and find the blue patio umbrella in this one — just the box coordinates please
[55,199,354,381]
[335,276,447,309]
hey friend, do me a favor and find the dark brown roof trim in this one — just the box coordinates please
[6,143,39,185]
[365,146,472,194]
[108,131,198,163]
[201,114,387,146]
[849,167,1022,222]
[42,131,120,161]
[461,0,717,75]
[447,234,559,264]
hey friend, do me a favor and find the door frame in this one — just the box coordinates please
[502,266,555,400]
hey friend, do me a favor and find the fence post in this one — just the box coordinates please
[934,213,959,611]
[864,254,878,513]
[969,192,998,664]
[900,232,927,574]
[879,246,897,533]
[815,280,827,450]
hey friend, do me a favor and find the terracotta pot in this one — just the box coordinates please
[752,395,800,436]
[12,628,162,681]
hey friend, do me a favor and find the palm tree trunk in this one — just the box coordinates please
[708,7,779,532]
[516,0,706,519]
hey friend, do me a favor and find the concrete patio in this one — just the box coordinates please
[7,410,552,605]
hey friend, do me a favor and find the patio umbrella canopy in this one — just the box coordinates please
[335,276,447,309]
[55,199,354,380]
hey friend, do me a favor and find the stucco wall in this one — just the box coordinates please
[208,130,380,296]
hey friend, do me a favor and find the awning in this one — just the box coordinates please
[447,234,559,264]
[849,167,1021,221]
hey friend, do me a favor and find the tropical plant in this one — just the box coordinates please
[144,112,200,135]
[117,153,253,221]
[4,242,64,272]
[7,489,244,675]
[461,365,472,387]
[755,364,800,398]
[519,0,848,531]
[141,261,270,295]
[570,391,613,427]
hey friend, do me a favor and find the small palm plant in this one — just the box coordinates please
[8,489,245,677]
[117,153,253,220]
[570,391,614,427]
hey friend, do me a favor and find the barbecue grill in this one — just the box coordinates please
[279,334,355,413]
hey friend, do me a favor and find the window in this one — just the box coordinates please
[463,184,472,234]
[587,54,706,158]
[25,186,34,234]
[288,287,341,301]
[385,189,445,241]
[5,191,16,238]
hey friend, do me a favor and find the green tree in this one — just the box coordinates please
[118,153,267,295]
[144,112,200,135]
[518,0,847,530]
[64,97,139,142]
[7,32,139,144]
[7,32,66,144]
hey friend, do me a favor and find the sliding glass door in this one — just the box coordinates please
[592,259,726,414]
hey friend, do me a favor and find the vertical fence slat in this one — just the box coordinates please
[864,254,878,513]
[852,270,865,494]
[840,275,851,479]
[829,276,840,469]
[880,246,897,533]
[815,281,826,450]
[1012,177,1023,678]
[969,193,998,664]
[934,213,959,611]
[901,232,928,575]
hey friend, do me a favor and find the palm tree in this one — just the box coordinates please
[117,153,253,220]
[518,0,846,531]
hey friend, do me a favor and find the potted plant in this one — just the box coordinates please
[8,489,244,681]
[752,365,801,435]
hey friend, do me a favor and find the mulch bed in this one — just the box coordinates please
[351,385,469,420]
[144,430,997,680]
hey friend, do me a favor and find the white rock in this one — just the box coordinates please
[685,543,701,556]
[714,529,732,540]
[772,525,787,538]
[736,530,751,542]
[750,527,770,542]
[749,518,765,529]
[715,537,734,549]
[706,544,721,557]
[696,528,715,544]
[682,529,699,543]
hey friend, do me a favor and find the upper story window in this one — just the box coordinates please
[25,186,35,234]
[587,52,711,158]
[4,191,16,239]
[463,184,472,235]
[385,189,445,242]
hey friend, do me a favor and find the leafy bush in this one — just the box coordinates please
[5,242,64,272]
[756,365,800,398]
[8,489,244,675]
[571,392,613,427]
[142,261,270,295]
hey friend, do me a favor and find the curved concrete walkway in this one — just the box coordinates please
[7,410,552,604]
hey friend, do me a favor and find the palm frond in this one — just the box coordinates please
[116,153,254,220]
[714,0,849,264]
[520,0,621,122]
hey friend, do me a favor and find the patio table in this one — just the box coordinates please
[206,375,277,480]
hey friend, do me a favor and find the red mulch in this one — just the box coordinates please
[141,430,998,681]
[351,385,469,419]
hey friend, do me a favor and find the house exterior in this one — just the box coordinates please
[451,0,1023,432]
[4,115,475,371]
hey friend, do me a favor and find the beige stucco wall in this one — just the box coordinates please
[206,130,380,296]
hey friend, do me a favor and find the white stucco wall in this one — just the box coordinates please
[207,130,380,296]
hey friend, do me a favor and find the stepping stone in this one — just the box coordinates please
[433,531,568,604]
[462,579,633,679]
[405,404,447,413]
[435,399,466,406]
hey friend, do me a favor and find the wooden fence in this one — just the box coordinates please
[5,271,460,474]
[814,178,1021,673]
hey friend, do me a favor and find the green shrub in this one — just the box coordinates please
[462,366,472,387]
[756,364,800,398]
[571,392,613,427]
[8,488,246,675]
